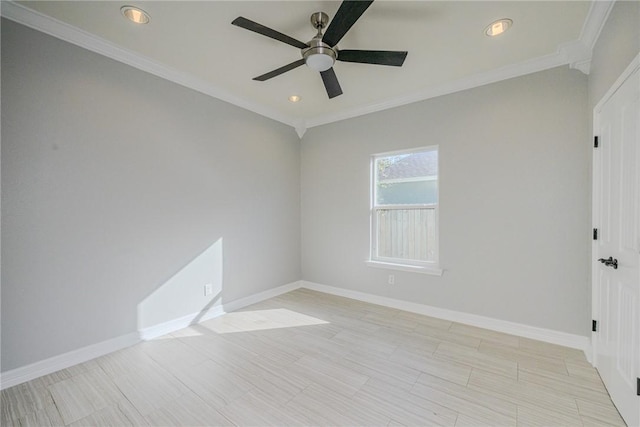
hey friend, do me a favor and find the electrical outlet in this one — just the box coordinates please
[388,274,395,285]
[204,284,213,296]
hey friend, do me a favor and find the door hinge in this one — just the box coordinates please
[594,136,599,148]
[637,377,640,396]
[593,228,598,240]
[592,320,598,332]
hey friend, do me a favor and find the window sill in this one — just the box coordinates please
[365,260,444,276]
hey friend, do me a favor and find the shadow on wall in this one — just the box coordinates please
[137,238,224,338]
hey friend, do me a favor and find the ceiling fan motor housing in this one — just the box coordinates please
[303,12,337,72]
[302,37,337,71]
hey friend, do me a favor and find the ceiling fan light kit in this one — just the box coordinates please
[303,12,335,72]
[303,43,336,73]
[231,0,407,99]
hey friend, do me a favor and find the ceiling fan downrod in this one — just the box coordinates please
[303,12,336,72]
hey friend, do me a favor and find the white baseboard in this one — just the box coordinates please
[1,280,302,390]
[1,279,591,390]
[222,280,302,314]
[584,340,594,364]
[301,281,590,352]
[138,306,226,340]
[139,280,303,340]
[0,332,140,390]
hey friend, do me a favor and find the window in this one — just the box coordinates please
[369,146,441,274]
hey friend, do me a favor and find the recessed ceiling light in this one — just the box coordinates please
[288,95,301,103]
[121,6,150,24]
[485,18,512,37]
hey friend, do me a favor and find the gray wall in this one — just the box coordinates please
[1,20,301,371]
[5,2,636,372]
[588,0,640,110]
[301,66,590,335]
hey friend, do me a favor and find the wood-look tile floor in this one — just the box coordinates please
[1,289,627,426]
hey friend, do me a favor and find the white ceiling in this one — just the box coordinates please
[4,1,605,135]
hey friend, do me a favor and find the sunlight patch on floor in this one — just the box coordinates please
[201,308,328,333]
[168,326,205,338]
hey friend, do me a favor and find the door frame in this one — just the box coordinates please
[591,51,640,368]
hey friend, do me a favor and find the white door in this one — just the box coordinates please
[593,59,640,427]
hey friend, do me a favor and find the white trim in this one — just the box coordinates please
[558,40,592,75]
[579,0,616,50]
[0,1,300,131]
[300,281,590,352]
[584,342,594,365]
[380,176,437,185]
[591,108,602,368]
[138,281,303,341]
[593,52,640,114]
[0,0,612,136]
[221,280,302,314]
[0,333,140,390]
[371,146,440,270]
[0,281,302,389]
[294,124,307,139]
[305,0,614,131]
[560,0,616,75]
[1,279,592,389]
[138,306,226,341]
[375,204,437,210]
[306,52,569,129]
[591,51,640,369]
[365,260,443,276]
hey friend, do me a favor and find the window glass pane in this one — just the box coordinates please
[377,181,437,205]
[375,150,438,205]
[376,208,436,262]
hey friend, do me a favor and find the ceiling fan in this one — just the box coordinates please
[231,0,408,99]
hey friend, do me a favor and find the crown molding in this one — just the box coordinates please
[558,39,593,75]
[0,1,300,131]
[560,0,616,75]
[294,124,308,139]
[305,51,568,129]
[579,0,616,50]
[303,0,613,130]
[2,0,613,138]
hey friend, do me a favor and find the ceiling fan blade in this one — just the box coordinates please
[337,50,407,66]
[253,59,306,81]
[322,1,374,47]
[232,17,309,49]
[320,68,343,99]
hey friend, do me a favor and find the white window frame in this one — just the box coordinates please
[367,146,442,276]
